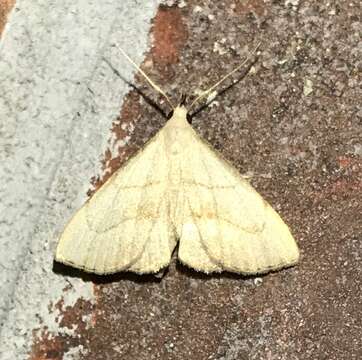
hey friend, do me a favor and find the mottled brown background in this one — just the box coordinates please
[2,0,361,359]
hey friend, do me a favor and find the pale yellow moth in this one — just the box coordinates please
[55,44,299,275]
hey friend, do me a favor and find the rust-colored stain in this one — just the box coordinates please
[337,155,354,169]
[233,0,267,17]
[55,297,93,331]
[91,90,143,193]
[0,0,15,35]
[30,330,67,360]
[312,156,362,200]
[311,179,362,204]
[30,297,94,360]
[151,5,188,68]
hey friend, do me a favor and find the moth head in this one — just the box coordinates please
[179,93,187,107]
[177,93,192,123]
[167,93,191,123]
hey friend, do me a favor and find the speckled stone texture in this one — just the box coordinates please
[66,1,361,359]
[8,0,362,359]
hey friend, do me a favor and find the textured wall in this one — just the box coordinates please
[0,0,361,359]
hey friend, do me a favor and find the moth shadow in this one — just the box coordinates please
[53,259,278,283]
[52,261,165,284]
[175,262,263,281]
[103,56,169,119]
[104,51,258,122]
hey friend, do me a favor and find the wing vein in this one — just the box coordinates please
[115,136,164,270]
[198,144,225,267]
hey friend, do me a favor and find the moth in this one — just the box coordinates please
[55,45,299,275]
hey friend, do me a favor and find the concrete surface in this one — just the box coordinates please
[1,0,361,359]
[0,0,159,359]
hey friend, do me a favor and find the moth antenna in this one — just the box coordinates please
[116,45,175,110]
[189,42,261,110]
